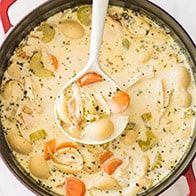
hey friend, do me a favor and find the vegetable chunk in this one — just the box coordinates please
[77,6,92,26]
[103,158,122,175]
[29,129,47,142]
[77,72,103,86]
[99,151,113,164]
[66,177,86,196]
[137,130,158,151]
[6,132,33,155]
[58,20,85,39]
[37,23,55,43]
[108,91,130,113]
[29,155,50,179]
[29,52,54,77]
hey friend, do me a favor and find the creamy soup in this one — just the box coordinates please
[0,5,196,196]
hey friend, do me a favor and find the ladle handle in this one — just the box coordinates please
[88,0,109,64]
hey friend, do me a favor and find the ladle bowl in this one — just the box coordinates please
[54,0,128,144]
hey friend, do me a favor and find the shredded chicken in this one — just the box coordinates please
[73,84,82,120]
[84,87,111,115]
[15,104,35,129]
[114,155,132,187]
[23,36,43,57]
[24,77,35,101]
[128,66,154,87]
[156,79,165,113]
[15,101,42,129]
[94,92,111,115]
[67,98,76,121]
[67,84,82,129]
[24,77,43,114]
[156,79,173,125]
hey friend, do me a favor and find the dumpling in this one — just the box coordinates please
[81,149,100,174]
[124,176,152,195]
[1,80,23,101]
[56,93,71,124]
[29,155,50,179]
[172,66,191,89]
[84,114,129,143]
[133,155,150,176]
[89,174,121,190]
[6,132,33,155]
[52,148,83,173]
[85,119,114,141]
[140,50,153,64]
[174,90,192,108]
[58,20,85,39]
[7,63,21,79]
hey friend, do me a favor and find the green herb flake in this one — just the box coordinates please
[122,38,130,49]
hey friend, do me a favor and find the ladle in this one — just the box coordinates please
[54,0,128,144]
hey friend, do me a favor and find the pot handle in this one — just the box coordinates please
[184,164,196,196]
[0,0,17,33]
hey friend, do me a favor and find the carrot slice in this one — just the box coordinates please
[56,142,78,151]
[99,151,113,165]
[77,72,103,86]
[108,91,130,113]
[103,158,123,175]
[49,54,59,70]
[66,176,86,196]
[44,139,56,160]
[18,50,28,59]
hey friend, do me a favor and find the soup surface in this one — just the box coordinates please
[0,5,196,196]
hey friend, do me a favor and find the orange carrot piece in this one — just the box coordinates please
[18,51,28,59]
[103,158,123,175]
[66,176,86,196]
[77,72,103,86]
[44,139,56,160]
[56,142,78,151]
[99,151,113,165]
[108,91,130,113]
[49,54,59,70]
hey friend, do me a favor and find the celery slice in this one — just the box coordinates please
[29,52,54,77]
[151,152,163,169]
[141,112,152,122]
[137,130,158,151]
[37,23,55,43]
[77,6,92,26]
[29,129,47,142]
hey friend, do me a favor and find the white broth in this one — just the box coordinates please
[0,5,195,196]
